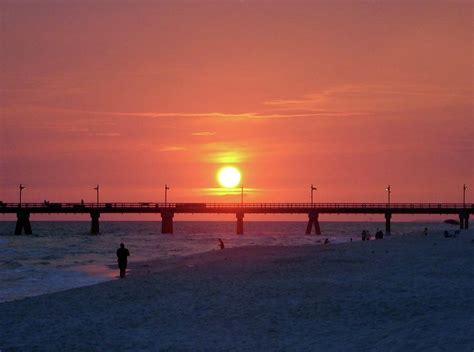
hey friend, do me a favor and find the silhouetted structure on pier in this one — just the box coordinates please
[1,202,471,235]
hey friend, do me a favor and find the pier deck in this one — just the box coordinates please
[1,202,472,235]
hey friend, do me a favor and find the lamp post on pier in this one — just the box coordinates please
[463,184,468,207]
[385,184,391,207]
[241,185,244,206]
[93,185,99,207]
[311,184,317,206]
[19,184,26,207]
[164,184,170,206]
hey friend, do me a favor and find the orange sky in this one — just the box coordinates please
[0,1,472,220]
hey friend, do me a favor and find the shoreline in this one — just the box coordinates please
[1,231,473,351]
[0,231,336,304]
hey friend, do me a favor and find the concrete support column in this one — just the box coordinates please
[385,212,392,235]
[306,212,321,235]
[460,212,470,230]
[236,212,244,235]
[459,213,465,229]
[15,211,32,235]
[161,211,174,234]
[90,212,100,235]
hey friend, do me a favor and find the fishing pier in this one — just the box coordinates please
[1,202,472,235]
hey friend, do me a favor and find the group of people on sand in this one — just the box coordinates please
[361,229,384,241]
[444,229,460,238]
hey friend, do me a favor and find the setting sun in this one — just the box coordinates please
[217,166,241,188]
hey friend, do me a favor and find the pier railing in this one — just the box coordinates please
[0,202,472,211]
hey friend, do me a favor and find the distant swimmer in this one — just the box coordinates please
[218,238,225,249]
[116,243,130,278]
[324,238,330,244]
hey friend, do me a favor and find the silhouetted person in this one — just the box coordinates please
[444,230,453,238]
[117,243,130,278]
[218,238,225,249]
[375,229,384,239]
[424,227,428,236]
[361,230,367,241]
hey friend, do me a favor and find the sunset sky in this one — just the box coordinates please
[0,1,472,220]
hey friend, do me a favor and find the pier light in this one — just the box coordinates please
[311,184,317,206]
[165,184,170,206]
[385,184,391,206]
[241,185,244,206]
[19,184,26,207]
[93,185,99,206]
[463,184,468,207]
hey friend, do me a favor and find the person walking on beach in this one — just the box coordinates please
[117,243,130,279]
[218,238,225,249]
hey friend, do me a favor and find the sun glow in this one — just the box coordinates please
[217,166,241,188]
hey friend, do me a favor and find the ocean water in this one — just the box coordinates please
[0,221,456,302]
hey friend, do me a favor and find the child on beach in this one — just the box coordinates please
[218,238,225,249]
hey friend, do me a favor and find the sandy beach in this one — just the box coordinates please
[1,231,473,351]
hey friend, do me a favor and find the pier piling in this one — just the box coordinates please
[15,211,32,235]
[236,212,244,235]
[306,212,321,235]
[161,211,174,234]
[90,212,100,234]
[385,212,392,235]
[459,212,469,230]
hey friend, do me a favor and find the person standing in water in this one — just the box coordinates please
[116,243,130,278]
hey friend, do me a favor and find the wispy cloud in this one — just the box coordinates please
[3,106,335,120]
[199,143,251,163]
[192,131,216,136]
[159,146,186,152]
[4,82,468,124]
[86,110,323,120]
[264,83,471,115]
[203,187,258,196]
[93,132,121,137]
